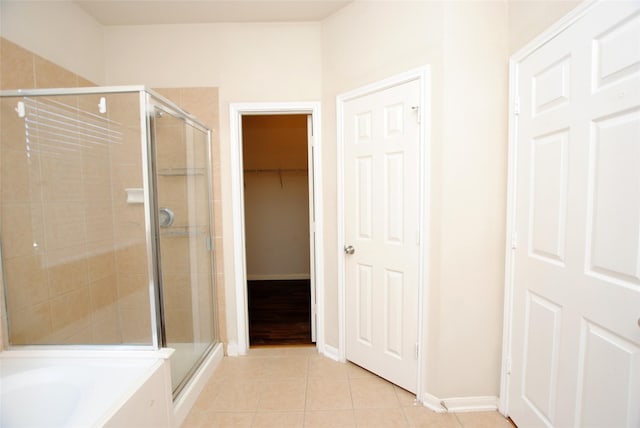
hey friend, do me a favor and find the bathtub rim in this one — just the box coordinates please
[0,348,174,360]
[0,348,175,428]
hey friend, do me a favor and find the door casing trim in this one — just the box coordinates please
[229,102,324,355]
[336,66,431,402]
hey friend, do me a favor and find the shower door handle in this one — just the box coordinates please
[344,245,355,255]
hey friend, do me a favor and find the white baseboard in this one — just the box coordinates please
[322,344,340,362]
[172,343,224,427]
[440,396,499,413]
[421,392,447,413]
[225,341,240,357]
[246,274,311,281]
[420,393,498,413]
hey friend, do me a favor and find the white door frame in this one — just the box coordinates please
[500,0,601,416]
[336,66,431,401]
[229,102,324,355]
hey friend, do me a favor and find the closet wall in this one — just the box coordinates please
[242,115,310,280]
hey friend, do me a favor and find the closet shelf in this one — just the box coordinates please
[158,167,205,176]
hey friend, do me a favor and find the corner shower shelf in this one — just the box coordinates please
[158,167,205,176]
[160,225,207,237]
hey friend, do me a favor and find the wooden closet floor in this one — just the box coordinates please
[248,279,312,346]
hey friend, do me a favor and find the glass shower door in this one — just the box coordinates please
[152,105,216,393]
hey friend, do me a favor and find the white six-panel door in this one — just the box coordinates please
[343,78,421,393]
[508,2,640,427]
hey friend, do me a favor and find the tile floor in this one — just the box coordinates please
[183,346,514,428]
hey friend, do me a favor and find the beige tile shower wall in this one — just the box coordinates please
[0,48,212,348]
[0,38,96,90]
[0,93,125,344]
[0,38,144,346]
[107,93,151,344]
[154,88,224,345]
[0,41,222,348]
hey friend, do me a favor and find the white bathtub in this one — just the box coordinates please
[0,350,173,428]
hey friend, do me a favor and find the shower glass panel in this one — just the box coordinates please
[1,86,219,395]
[0,91,154,346]
[152,104,217,393]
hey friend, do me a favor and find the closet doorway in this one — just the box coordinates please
[242,114,314,346]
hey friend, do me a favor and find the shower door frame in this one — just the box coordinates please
[0,85,163,350]
[136,86,219,356]
[146,92,219,396]
[0,86,218,355]
[145,88,221,354]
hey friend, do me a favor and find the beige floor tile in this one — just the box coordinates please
[402,407,462,428]
[303,410,356,428]
[209,381,261,411]
[306,378,353,410]
[182,352,513,428]
[198,411,254,428]
[454,411,513,428]
[252,411,304,428]
[257,379,307,411]
[260,356,309,379]
[181,411,203,428]
[354,408,409,427]
[394,386,418,406]
[191,379,224,412]
[349,376,400,408]
[248,346,317,357]
[214,357,264,381]
[308,355,349,379]
[346,362,379,379]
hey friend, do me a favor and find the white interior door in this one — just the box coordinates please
[508,2,640,427]
[343,78,421,393]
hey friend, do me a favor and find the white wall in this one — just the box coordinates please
[436,0,509,398]
[104,21,323,344]
[0,1,105,84]
[242,115,310,280]
[321,0,445,355]
[322,0,509,399]
[508,0,582,54]
[244,173,310,279]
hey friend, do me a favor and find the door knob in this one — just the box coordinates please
[344,245,355,255]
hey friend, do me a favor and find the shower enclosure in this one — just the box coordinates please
[0,86,218,396]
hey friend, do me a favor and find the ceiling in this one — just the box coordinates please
[74,0,353,25]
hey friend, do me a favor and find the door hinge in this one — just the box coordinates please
[206,235,213,252]
[513,96,521,116]
[505,357,512,375]
[414,343,419,359]
[511,232,518,250]
[411,105,421,124]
